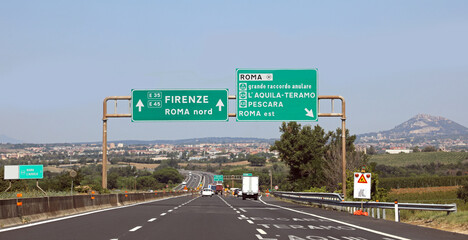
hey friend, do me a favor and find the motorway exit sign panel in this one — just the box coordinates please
[4,165,43,180]
[132,89,228,121]
[236,69,318,121]
[214,175,223,182]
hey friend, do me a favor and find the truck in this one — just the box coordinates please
[242,176,259,200]
[215,184,223,195]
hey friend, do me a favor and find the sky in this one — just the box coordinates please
[1,1,467,143]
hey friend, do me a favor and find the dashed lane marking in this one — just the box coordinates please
[160,213,167,216]
[257,228,267,235]
[148,218,157,222]
[129,226,142,232]
[168,210,173,212]
[236,211,241,213]
[247,220,254,224]
[258,196,410,240]
[0,194,190,233]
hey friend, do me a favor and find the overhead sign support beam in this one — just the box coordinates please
[102,96,131,189]
[318,95,347,198]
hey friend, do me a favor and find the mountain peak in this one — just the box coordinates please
[357,114,468,149]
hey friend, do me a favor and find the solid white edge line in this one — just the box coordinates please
[258,196,410,240]
[129,226,142,232]
[257,228,267,234]
[0,194,190,233]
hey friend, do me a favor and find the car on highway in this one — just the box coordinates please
[237,190,242,197]
[201,188,213,197]
[182,181,187,185]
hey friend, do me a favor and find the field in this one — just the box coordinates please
[116,162,160,170]
[386,186,468,234]
[179,161,250,167]
[369,152,468,167]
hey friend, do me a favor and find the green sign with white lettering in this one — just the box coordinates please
[236,69,318,121]
[132,89,228,121]
[243,173,252,176]
[213,175,223,182]
[19,165,43,179]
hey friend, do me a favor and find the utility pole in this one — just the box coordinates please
[269,169,272,191]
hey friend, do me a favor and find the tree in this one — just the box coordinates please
[270,122,329,191]
[322,128,368,192]
[367,146,376,155]
[422,145,437,152]
[248,154,266,166]
[152,167,183,184]
[457,180,468,203]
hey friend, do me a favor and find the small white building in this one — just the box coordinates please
[385,149,413,154]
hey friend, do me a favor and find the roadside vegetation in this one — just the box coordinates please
[0,163,184,199]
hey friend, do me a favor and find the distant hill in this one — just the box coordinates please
[357,114,468,147]
[0,134,22,144]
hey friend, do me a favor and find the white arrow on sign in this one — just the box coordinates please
[216,99,225,111]
[304,108,314,118]
[136,100,144,112]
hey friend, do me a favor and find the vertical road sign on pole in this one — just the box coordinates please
[353,172,371,199]
[236,69,318,121]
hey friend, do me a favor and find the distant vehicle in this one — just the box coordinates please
[182,181,187,185]
[189,172,192,175]
[237,190,242,197]
[201,188,213,197]
[232,188,240,196]
[210,185,216,192]
[215,184,223,195]
[242,176,259,200]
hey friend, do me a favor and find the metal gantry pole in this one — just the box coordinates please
[318,96,347,198]
[102,96,132,189]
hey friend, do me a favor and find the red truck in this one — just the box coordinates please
[215,184,223,195]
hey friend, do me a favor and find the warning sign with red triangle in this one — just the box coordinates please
[357,174,368,184]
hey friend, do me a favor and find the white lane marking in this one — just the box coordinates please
[129,226,142,232]
[233,208,237,210]
[257,228,267,235]
[110,239,118,240]
[240,214,246,218]
[258,196,410,240]
[168,209,173,212]
[239,208,247,212]
[160,213,167,216]
[236,211,240,214]
[0,194,190,233]
[247,220,254,224]
[174,207,178,209]
[256,234,263,239]
[148,218,157,222]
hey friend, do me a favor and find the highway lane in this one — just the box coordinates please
[1,187,465,240]
[0,194,198,240]
[222,195,467,240]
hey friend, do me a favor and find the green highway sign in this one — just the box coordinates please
[19,165,43,179]
[243,173,252,176]
[236,69,318,121]
[213,175,223,182]
[132,89,228,121]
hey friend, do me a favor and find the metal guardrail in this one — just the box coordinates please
[272,191,457,221]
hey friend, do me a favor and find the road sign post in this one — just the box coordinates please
[236,69,318,121]
[354,172,371,199]
[132,89,228,121]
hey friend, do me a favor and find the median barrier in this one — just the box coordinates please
[0,191,188,228]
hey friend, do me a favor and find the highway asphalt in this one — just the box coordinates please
[1,176,466,240]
